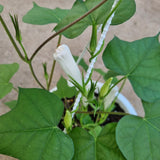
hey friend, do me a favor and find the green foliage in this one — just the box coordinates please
[102,34,160,102]
[53,76,77,98]
[0,63,19,99]
[69,123,125,160]
[0,88,74,160]
[55,0,136,38]
[1,0,159,159]
[0,4,3,13]
[23,2,69,25]
[116,100,160,160]
[5,100,17,109]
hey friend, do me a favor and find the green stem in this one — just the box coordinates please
[0,15,25,61]
[30,0,109,61]
[19,42,28,60]
[107,76,127,95]
[28,61,46,89]
[76,111,130,116]
[47,60,56,90]
[57,35,62,47]
[47,35,62,90]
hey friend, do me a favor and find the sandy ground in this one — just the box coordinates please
[0,0,160,159]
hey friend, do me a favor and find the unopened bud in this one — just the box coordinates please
[64,110,72,132]
[99,77,113,99]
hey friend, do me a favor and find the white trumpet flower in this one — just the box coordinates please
[104,86,118,110]
[53,44,82,86]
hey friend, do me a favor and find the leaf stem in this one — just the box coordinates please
[30,0,109,61]
[28,61,46,89]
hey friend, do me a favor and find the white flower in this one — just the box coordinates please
[104,86,118,110]
[53,44,82,86]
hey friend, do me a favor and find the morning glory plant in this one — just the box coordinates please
[0,0,160,160]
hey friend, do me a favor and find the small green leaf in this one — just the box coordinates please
[53,76,77,98]
[69,123,125,160]
[5,100,17,109]
[0,63,19,99]
[116,100,160,160]
[102,34,160,102]
[0,88,74,160]
[0,5,3,13]
[89,126,102,139]
[23,2,69,25]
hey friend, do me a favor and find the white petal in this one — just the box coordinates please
[53,44,82,85]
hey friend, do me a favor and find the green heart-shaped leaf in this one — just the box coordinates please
[54,0,135,38]
[0,5,3,13]
[23,2,69,25]
[116,100,160,160]
[102,34,160,102]
[0,63,19,99]
[69,123,125,160]
[0,88,74,160]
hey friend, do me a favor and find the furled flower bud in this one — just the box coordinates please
[53,44,82,86]
[64,110,72,132]
[99,77,113,99]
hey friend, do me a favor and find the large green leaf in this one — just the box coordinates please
[0,88,74,160]
[0,5,3,13]
[55,0,136,38]
[102,34,160,102]
[53,76,77,98]
[69,123,125,160]
[0,63,19,99]
[23,2,69,25]
[116,100,160,160]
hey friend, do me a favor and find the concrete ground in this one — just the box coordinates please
[0,0,160,159]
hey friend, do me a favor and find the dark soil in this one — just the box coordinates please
[58,95,125,130]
